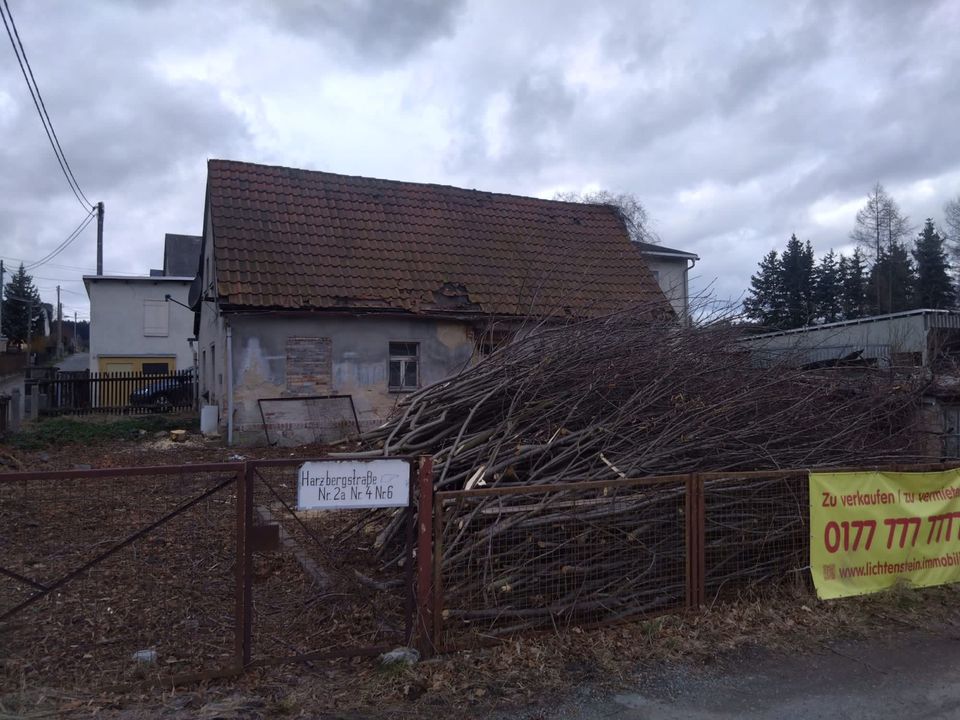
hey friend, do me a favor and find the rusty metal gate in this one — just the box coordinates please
[0,463,241,690]
[0,456,434,694]
[236,457,429,669]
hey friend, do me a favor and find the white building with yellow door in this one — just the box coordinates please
[83,275,196,375]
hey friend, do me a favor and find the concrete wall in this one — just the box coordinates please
[644,256,689,318]
[227,313,475,444]
[86,278,195,374]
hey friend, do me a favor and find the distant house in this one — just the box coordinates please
[151,234,203,278]
[84,234,201,375]
[195,160,671,444]
[634,241,699,320]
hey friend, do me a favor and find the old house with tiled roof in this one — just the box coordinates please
[195,159,673,444]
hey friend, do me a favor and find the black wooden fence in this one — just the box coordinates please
[35,370,196,415]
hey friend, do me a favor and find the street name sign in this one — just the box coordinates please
[297,459,410,510]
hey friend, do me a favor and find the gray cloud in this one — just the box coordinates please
[263,0,467,65]
[1,0,959,317]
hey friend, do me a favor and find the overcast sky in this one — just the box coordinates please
[2,0,959,321]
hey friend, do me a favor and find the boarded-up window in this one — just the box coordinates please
[286,336,332,395]
[143,300,169,337]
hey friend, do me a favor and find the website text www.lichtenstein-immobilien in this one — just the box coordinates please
[835,551,960,579]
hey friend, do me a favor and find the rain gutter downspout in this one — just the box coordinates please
[226,321,234,446]
[685,257,697,323]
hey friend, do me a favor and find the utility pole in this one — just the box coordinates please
[0,259,5,343]
[96,201,104,275]
[26,299,32,366]
[56,285,62,357]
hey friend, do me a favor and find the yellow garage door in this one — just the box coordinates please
[98,357,174,374]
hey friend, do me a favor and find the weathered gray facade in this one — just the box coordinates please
[228,314,474,442]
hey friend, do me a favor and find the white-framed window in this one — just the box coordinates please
[143,300,169,337]
[389,341,419,392]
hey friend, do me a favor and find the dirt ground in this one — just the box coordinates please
[4,582,957,719]
[2,421,960,718]
[521,625,960,720]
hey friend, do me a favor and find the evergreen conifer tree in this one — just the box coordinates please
[912,218,955,308]
[840,248,869,319]
[814,250,842,323]
[743,250,785,327]
[779,234,815,328]
[868,243,916,314]
[1,264,44,345]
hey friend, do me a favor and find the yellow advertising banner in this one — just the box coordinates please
[809,469,960,599]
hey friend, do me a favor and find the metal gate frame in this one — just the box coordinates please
[0,455,438,689]
[234,455,435,668]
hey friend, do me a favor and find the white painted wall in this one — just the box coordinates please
[197,204,227,410]
[84,277,195,373]
[644,256,690,319]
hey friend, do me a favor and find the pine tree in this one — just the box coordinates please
[840,248,869,320]
[1,264,44,345]
[814,250,842,323]
[868,242,916,314]
[912,218,955,308]
[743,250,786,327]
[779,234,815,328]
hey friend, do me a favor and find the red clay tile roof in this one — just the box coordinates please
[206,160,668,317]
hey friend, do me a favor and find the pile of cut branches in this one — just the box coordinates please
[362,305,925,488]
[347,303,928,628]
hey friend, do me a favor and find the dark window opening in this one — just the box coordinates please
[389,341,419,391]
[143,362,170,374]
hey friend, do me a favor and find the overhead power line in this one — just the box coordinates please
[24,208,96,271]
[0,0,93,210]
[0,256,143,276]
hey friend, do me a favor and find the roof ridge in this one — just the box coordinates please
[207,158,621,214]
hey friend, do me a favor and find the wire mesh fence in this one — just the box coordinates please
[4,457,955,695]
[434,479,689,646]
[0,465,239,693]
[703,473,810,601]
[245,460,414,663]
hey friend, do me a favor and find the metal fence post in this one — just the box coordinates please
[684,473,706,609]
[685,474,694,609]
[694,473,705,607]
[416,455,435,656]
[234,462,253,668]
[432,491,444,652]
[404,462,417,646]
